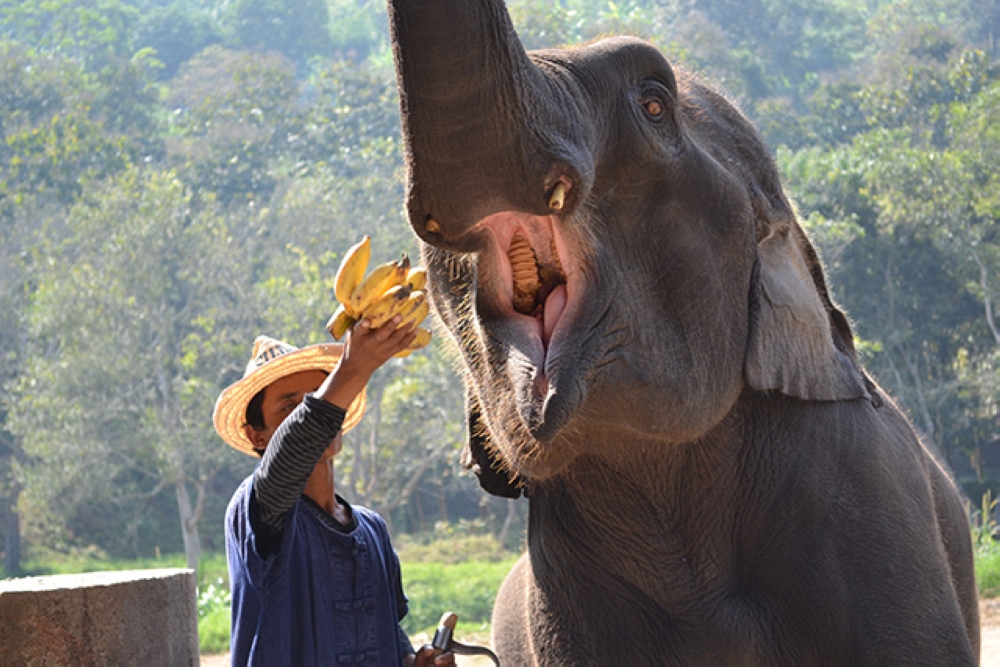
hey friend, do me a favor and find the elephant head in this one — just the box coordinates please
[387,2,978,664]
[388,0,869,492]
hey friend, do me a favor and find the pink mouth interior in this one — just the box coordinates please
[477,212,572,354]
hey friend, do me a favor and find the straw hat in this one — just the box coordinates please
[213,335,366,456]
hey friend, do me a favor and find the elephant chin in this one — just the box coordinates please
[472,210,590,443]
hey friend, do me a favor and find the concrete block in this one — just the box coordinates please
[0,568,198,667]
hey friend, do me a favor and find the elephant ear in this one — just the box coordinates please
[746,215,870,402]
[461,388,524,498]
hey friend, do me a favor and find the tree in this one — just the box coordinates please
[0,194,45,576]
[0,0,137,69]
[165,45,301,205]
[134,3,221,80]
[0,38,158,572]
[327,0,388,61]
[223,0,331,68]
[779,48,1000,485]
[0,41,162,215]
[8,167,259,568]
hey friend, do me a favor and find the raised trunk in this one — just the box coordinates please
[388,0,583,240]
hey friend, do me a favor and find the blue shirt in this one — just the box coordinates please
[226,475,414,665]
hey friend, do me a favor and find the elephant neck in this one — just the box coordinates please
[528,450,736,595]
[524,393,796,609]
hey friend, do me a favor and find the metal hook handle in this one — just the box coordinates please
[430,611,501,666]
[448,639,501,666]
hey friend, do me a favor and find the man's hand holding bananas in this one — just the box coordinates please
[327,236,432,357]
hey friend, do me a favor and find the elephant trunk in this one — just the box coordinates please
[388,0,584,244]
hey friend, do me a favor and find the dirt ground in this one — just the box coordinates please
[200,605,1000,666]
[981,598,1000,666]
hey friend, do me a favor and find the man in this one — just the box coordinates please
[213,316,455,666]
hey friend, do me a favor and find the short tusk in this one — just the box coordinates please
[548,182,567,211]
[426,217,441,233]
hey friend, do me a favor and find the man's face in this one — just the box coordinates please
[245,370,343,458]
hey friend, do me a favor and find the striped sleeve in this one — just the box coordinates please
[252,393,346,541]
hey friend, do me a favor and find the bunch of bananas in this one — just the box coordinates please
[326,236,431,357]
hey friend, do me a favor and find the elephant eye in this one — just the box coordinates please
[637,85,673,126]
[637,78,676,125]
[641,97,664,119]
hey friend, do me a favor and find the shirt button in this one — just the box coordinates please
[353,600,362,609]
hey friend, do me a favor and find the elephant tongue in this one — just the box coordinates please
[542,284,567,347]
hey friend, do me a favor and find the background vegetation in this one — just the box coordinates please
[0,0,997,647]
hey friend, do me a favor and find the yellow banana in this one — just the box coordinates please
[394,289,424,320]
[410,327,431,348]
[395,327,432,357]
[349,261,398,312]
[406,267,427,292]
[362,284,413,328]
[334,236,371,309]
[350,254,410,315]
[325,303,356,340]
[397,292,429,329]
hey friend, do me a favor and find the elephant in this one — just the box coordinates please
[385,0,980,664]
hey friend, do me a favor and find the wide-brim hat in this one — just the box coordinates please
[213,335,366,456]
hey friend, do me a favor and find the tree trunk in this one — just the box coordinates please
[175,480,201,572]
[497,498,516,550]
[3,489,20,577]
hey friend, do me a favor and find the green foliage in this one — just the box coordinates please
[327,0,387,61]
[395,527,517,565]
[7,166,253,562]
[400,557,519,636]
[164,45,300,204]
[16,547,226,578]
[395,530,521,636]
[976,545,1000,598]
[0,0,997,576]
[197,578,233,654]
[972,492,1000,597]
[778,46,1000,473]
[134,3,221,80]
[0,0,139,68]
[0,42,161,215]
[223,0,331,68]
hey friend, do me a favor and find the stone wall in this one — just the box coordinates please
[0,568,198,666]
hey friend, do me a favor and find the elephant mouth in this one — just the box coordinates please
[473,211,584,440]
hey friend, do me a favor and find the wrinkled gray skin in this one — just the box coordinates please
[387,1,979,664]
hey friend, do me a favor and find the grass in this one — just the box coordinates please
[400,558,518,637]
[195,554,232,654]
[197,578,232,654]
[972,491,1000,598]
[977,545,1000,597]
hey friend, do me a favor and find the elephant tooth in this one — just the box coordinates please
[548,182,567,211]
[509,233,540,314]
[550,237,565,278]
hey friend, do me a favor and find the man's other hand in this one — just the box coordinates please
[409,644,457,666]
